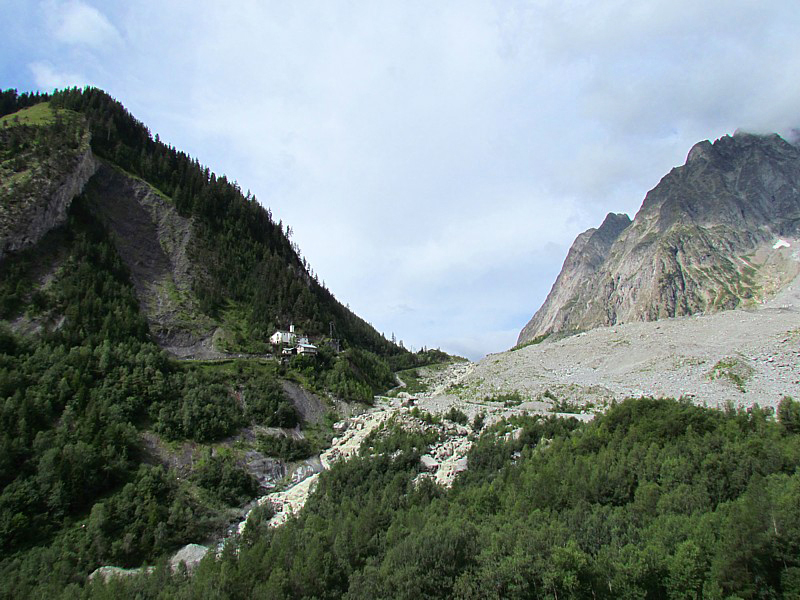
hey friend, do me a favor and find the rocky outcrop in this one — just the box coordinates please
[0,144,98,261]
[518,132,800,344]
[169,544,209,572]
[518,212,630,344]
[88,543,208,582]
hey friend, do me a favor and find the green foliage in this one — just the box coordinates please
[281,344,396,404]
[443,406,468,425]
[362,416,442,458]
[0,86,419,597]
[547,391,585,414]
[0,196,319,595]
[484,390,527,406]
[239,502,275,549]
[243,377,299,427]
[511,332,550,351]
[0,89,48,118]
[391,367,429,395]
[0,101,87,226]
[43,86,404,358]
[0,202,166,556]
[778,397,800,434]
[152,371,243,442]
[386,347,462,371]
[313,347,395,403]
[149,362,299,442]
[192,450,259,506]
[257,433,314,462]
[408,406,442,426]
[84,464,209,568]
[90,398,800,599]
[471,411,486,432]
[708,356,753,392]
[0,102,60,126]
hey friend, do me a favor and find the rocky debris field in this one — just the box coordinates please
[233,354,602,541]
[238,395,477,532]
[459,273,800,413]
[89,543,209,582]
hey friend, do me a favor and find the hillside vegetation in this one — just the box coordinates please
[49,88,403,355]
[83,397,800,599]
[0,88,443,596]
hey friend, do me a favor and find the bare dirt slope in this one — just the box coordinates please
[85,163,219,356]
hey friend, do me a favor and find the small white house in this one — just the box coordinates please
[297,343,318,356]
[270,330,294,345]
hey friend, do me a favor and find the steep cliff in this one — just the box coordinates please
[0,106,97,260]
[518,212,630,343]
[84,163,213,354]
[518,132,800,345]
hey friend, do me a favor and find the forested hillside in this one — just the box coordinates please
[0,88,426,597]
[3,87,800,599]
[82,397,800,599]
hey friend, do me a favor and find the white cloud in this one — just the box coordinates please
[6,0,800,359]
[48,0,120,48]
[29,60,86,89]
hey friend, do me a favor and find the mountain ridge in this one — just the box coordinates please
[518,131,800,345]
[0,88,401,358]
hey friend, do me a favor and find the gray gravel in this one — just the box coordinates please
[454,273,800,413]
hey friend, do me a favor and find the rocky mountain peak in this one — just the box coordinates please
[595,212,632,242]
[517,131,800,346]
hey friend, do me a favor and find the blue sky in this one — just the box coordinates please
[3,1,800,359]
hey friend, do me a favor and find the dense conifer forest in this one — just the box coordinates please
[2,87,402,354]
[79,397,800,599]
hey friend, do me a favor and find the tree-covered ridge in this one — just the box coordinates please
[0,89,48,119]
[0,199,202,577]
[20,86,400,356]
[0,149,413,600]
[84,397,800,599]
[0,88,455,595]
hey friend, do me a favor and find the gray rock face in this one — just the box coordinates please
[88,544,209,582]
[518,132,800,345]
[0,145,98,261]
[518,212,631,344]
[169,543,209,572]
[85,164,215,354]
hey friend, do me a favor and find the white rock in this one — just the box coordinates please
[169,544,209,572]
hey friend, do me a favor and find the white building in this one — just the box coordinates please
[297,343,318,356]
[270,324,297,346]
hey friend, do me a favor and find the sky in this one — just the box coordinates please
[2,1,800,360]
